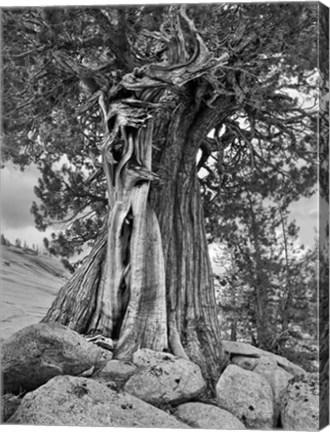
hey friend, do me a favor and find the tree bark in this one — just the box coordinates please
[146,101,225,386]
[42,222,107,332]
[164,169,224,386]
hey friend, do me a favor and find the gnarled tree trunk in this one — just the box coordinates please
[43,5,229,388]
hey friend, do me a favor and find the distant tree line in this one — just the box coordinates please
[1,233,41,255]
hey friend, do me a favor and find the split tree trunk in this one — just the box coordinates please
[43,103,225,386]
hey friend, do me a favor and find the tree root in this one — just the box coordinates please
[169,323,190,361]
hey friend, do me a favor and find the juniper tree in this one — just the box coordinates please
[2,3,320,388]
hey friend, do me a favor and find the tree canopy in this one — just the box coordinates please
[2,3,318,255]
[1,3,323,386]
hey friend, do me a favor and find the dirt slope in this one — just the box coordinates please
[1,246,69,338]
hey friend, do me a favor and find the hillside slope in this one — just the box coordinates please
[1,246,69,338]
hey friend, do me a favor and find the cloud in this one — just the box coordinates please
[308,208,318,218]
[1,164,62,248]
[289,195,318,246]
[290,195,318,219]
[1,163,40,230]
[2,226,49,248]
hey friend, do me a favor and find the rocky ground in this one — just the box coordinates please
[0,246,321,429]
[1,323,320,429]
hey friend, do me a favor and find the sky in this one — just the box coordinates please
[1,164,51,248]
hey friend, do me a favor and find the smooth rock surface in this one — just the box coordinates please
[125,349,206,405]
[222,340,305,376]
[1,323,109,394]
[175,402,246,429]
[281,373,319,431]
[8,375,189,428]
[1,246,69,338]
[216,364,274,429]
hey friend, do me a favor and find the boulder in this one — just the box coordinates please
[216,364,274,429]
[253,356,293,424]
[1,323,109,394]
[231,355,258,371]
[1,394,22,422]
[222,340,305,376]
[281,373,319,430]
[8,375,189,428]
[93,359,137,386]
[175,402,246,429]
[125,349,206,405]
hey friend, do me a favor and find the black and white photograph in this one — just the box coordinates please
[1,0,329,429]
